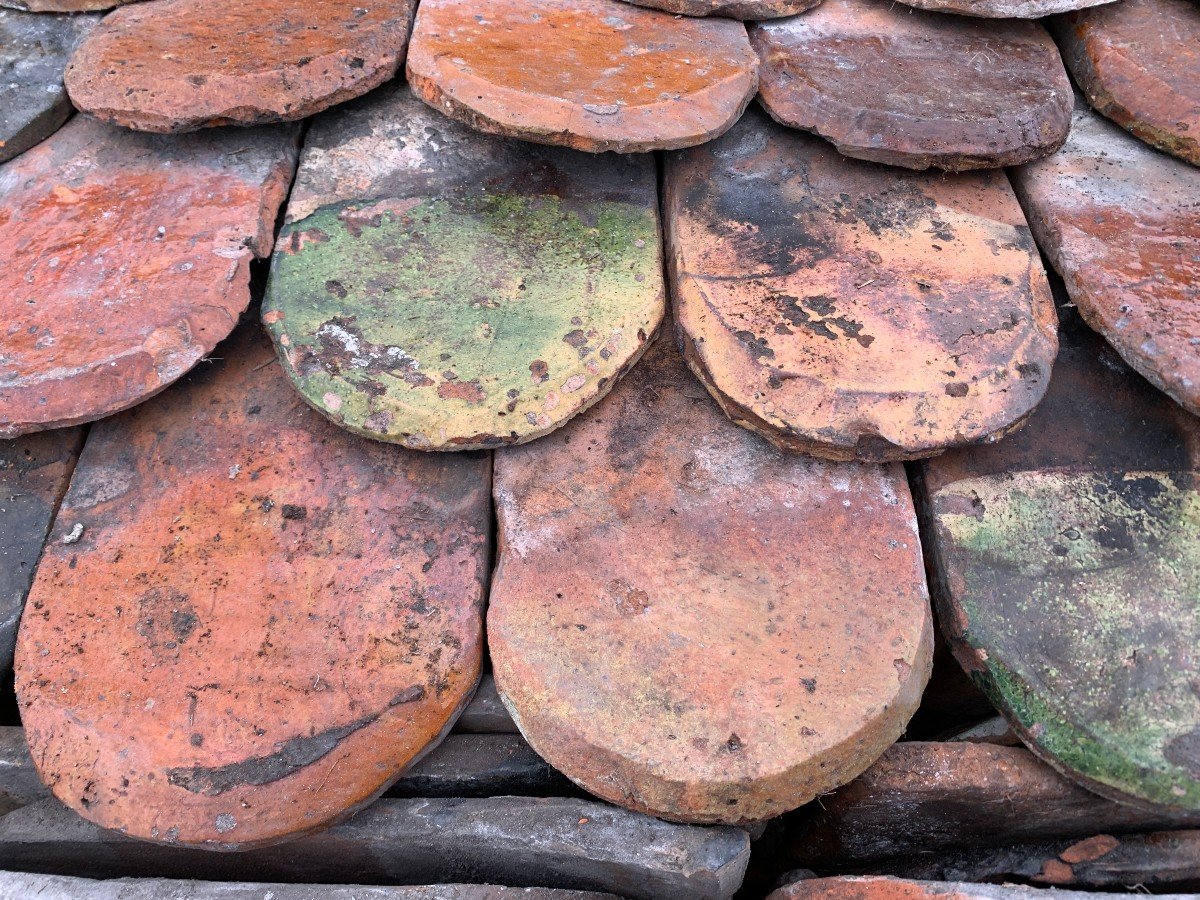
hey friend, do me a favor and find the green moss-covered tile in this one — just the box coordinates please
[922,309,1200,811]
[263,85,664,450]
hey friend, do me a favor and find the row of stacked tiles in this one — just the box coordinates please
[0,0,1197,861]
[4,0,1198,162]
[2,0,1197,447]
[2,243,1198,852]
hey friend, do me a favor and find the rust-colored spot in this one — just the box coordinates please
[437,379,487,404]
[1059,833,1120,864]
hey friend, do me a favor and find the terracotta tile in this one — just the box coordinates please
[1011,102,1200,417]
[0,116,298,437]
[264,86,664,450]
[1052,0,1199,166]
[0,427,83,672]
[406,0,759,153]
[64,0,417,133]
[920,311,1200,812]
[14,325,492,848]
[665,109,1057,462]
[615,0,821,19]
[0,9,98,164]
[488,328,933,824]
[750,0,1073,171]
[893,0,1115,18]
[769,875,1177,900]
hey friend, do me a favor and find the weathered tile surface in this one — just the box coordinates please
[264,86,664,450]
[1053,0,1199,166]
[0,427,82,672]
[666,110,1057,462]
[0,10,98,164]
[0,796,750,900]
[894,0,1115,17]
[0,0,136,9]
[14,325,491,848]
[0,874,620,900]
[406,0,759,153]
[788,741,1200,867]
[64,0,417,133]
[1011,102,1200,416]
[616,0,821,18]
[0,116,298,437]
[489,329,933,824]
[750,0,1072,172]
[921,309,1200,811]
[768,875,1198,899]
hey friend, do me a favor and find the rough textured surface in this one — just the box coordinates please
[769,875,1199,899]
[0,10,98,164]
[891,830,1200,890]
[750,0,1072,172]
[489,328,933,824]
[0,727,570,810]
[788,741,1200,867]
[0,0,137,9]
[1053,0,1200,166]
[894,0,1115,18]
[64,0,417,133]
[14,325,492,849]
[0,796,750,900]
[666,110,1057,462]
[456,675,517,733]
[0,116,298,437]
[264,86,664,450]
[921,307,1200,812]
[616,0,821,19]
[406,0,759,153]
[0,428,82,672]
[1012,103,1200,416]
[0,874,620,899]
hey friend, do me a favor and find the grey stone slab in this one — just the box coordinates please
[0,872,620,899]
[455,675,517,734]
[0,9,98,163]
[0,797,750,900]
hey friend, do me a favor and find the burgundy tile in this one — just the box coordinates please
[751,0,1072,171]
[1011,101,1200,416]
[1053,0,1200,166]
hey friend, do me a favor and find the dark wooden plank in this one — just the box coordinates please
[0,796,750,900]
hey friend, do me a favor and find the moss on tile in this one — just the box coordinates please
[936,470,1200,809]
[263,191,663,449]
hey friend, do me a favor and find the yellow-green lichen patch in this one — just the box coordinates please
[263,191,664,449]
[935,470,1200,810]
